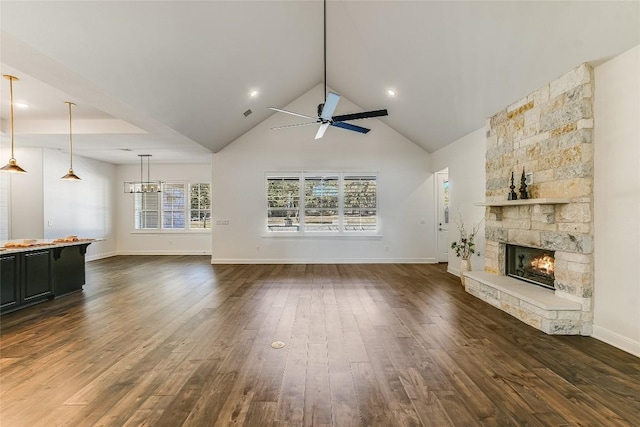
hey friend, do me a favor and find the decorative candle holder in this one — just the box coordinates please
[508,171,518,200]
[519,167,529,199]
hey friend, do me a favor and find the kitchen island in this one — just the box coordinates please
[0,239,94,314]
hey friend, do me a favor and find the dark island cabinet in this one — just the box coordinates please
[1,254,20,311]
[22,250,54,303]
[0,242,91,314]
[52,244,89,296]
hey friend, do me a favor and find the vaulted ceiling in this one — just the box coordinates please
[1,1,638,164]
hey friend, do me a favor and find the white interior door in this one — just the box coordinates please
[436,170,450,263]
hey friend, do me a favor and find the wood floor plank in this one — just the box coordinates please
[1,257,639,426]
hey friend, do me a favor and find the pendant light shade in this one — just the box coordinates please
[124,154,163,193]
[1,75,27,173]
[61,101,81,180]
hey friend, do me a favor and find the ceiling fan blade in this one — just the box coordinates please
[319,92,340,120]
[315,123,330,139]
[271,121,320,130]
[332,109,388,122]
[331,121,370,134]
[268,107,317,121]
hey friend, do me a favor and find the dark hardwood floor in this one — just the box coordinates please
[1,256,639,426]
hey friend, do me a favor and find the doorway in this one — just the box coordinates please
[435,169,449,263]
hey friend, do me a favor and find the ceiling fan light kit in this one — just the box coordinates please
[1,75,27,174]
[267,0,388,139]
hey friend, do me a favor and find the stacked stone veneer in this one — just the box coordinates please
[473,63,594,335]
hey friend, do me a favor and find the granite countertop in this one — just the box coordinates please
[0,238,98,254]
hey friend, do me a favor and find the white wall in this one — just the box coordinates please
[593,45,640,357]
[430,128,487,275]
[116,162,212,255]
[5,147,44,239]
[3,147,117,260]
[42,149,117,260]
[212,85,434,263]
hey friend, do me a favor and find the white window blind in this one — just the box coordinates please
[135,192,159,229]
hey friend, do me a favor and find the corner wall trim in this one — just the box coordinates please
[592,325,640,358]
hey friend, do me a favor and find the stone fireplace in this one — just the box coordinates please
[464,63,594,335]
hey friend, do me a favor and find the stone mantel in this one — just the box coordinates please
[475,198,570,207]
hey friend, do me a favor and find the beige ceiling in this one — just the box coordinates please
[1,1,639,164]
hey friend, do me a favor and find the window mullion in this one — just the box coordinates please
[299,176,306,231]
[338,174,344,233]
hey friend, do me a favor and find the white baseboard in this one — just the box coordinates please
[210,257,437,265]
[117,250,212,256]
[86,251,117,262]
[447,266,460,277]
[592,325,640,358]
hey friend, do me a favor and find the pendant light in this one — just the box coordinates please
[1,75,27,173]
[123,154,162,193]
[61,101,81,180]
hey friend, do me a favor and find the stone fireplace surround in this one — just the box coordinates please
[464,63,594,336]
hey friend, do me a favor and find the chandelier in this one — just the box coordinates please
[123,154,163,193]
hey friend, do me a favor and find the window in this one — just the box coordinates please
[343,175,377,231]
[135,192,159,229]
[266,173,378,233]
[134,182,211,230]
[267,177,300,231]
[304,175,339,231]
[190,183,211,229]
[163,183,186,229]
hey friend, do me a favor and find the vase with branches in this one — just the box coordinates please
[450,210,483,260]
[450,210,483,285]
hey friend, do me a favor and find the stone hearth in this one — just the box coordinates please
[467,63,594,335]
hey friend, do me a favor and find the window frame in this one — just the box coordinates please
[162,182,187,230]
[189,183,212,230]
[132,181,211,233]
[265,172,379,236]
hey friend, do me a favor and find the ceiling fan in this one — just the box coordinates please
[268,0,388,139]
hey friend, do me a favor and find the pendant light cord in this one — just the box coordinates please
[67,102,74,170]
[8,76,15,159]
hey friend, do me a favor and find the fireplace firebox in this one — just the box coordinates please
[506,244,555,289]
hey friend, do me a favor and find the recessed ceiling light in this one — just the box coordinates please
[15,103,29,109]
[387,89,396,97]
[249,90,259,98]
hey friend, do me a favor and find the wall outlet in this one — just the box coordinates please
[215,219,230,225]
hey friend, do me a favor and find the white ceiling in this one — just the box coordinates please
[1,1,638,164]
